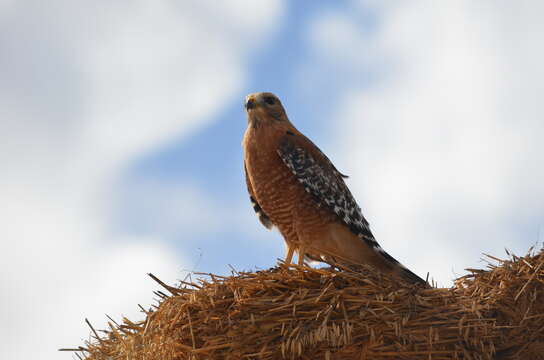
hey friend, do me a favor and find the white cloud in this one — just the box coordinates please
[114,176,286,266]
[0,1,283,358]
[308,2,544,285]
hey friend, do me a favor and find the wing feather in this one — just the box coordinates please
[277,135,378,249]
[277,135,427,285]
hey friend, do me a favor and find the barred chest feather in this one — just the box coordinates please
[243,126,304,224]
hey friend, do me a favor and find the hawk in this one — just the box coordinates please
[242,92,425,285]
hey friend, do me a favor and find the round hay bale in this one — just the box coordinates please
[75,249,544,360]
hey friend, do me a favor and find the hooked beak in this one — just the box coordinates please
[245,94,260,111]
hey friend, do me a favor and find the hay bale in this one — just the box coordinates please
[74,249,543,359]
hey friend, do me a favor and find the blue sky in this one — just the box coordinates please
[113,1,383,275]
[1,1,544,359]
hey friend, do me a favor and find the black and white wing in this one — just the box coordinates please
[277,134,427,285]
[277,135,379,249]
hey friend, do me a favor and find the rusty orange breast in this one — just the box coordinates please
[243,124,337,240]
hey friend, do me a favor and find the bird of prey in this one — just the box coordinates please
[242,92,425,285]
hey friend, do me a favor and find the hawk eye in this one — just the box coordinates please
[264,96,276,105]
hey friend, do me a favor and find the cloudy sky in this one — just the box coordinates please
[2,1,543,358]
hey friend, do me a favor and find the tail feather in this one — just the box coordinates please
[374,245,428,286]
[397,265,428,286]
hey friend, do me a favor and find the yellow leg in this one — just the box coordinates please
[284,246,295,265]
[297,246,306,266]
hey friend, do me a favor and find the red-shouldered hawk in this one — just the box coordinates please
[242,92,425,285]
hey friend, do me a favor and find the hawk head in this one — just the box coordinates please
[245,92,288,126]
